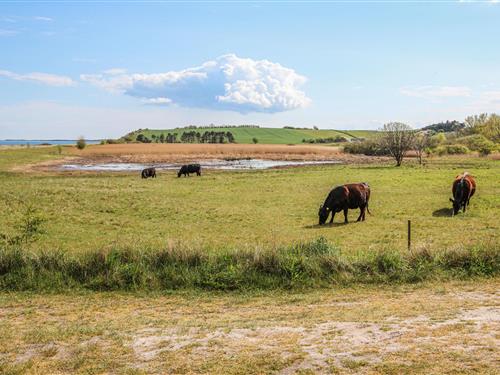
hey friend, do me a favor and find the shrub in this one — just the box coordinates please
[252,137,259,144]
[76,137,86,150]
[447,144,469,154]
[0,206,46,247]
[457,134,497,156]
[343,139,388,156]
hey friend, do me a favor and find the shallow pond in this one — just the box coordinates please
[61,159,341,171]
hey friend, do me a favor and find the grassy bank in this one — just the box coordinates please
[1,238,498,291]
[126,127,378,144]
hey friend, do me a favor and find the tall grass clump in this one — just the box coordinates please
[0,237,498,291]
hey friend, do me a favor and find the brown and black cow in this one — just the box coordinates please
[450,172,476,215]
[318,183,371,225]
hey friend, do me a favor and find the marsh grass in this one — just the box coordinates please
[0,238,497,291]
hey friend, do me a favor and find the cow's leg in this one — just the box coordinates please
[357,206,366,222]
[356,208,363,222]
[329,211,335,224]
[343,208,349,224]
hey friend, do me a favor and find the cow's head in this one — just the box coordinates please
[318,205,329,225]
[449,198,461,216]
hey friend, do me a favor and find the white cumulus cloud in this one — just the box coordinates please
[80,54,310,113]
[0,69,75,86]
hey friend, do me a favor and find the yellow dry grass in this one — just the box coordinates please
[1,279,498,374]
[65,143,381,163]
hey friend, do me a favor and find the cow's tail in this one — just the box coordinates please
[366,201,372,215]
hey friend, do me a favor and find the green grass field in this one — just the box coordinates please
[126,127,378,144]
[1,147,498,255]
[1,146,498,373]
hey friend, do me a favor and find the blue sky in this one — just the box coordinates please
[1,1,499,138]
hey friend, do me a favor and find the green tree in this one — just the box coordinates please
[76,136,86,150]
[252,137,259,144]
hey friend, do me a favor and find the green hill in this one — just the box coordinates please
[123,127,378,145]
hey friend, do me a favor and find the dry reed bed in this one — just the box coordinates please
[65,143,381,163]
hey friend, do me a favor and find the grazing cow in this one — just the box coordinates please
[318,182,371,225]
[450,172,476,215]
[178,164,202,177]
[141,167,156,179]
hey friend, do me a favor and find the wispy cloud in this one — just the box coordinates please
[480,90,500,103]
[400,85,472,99]
[81,54,311,113]
[0,70,75,87]
[458,0,499,3]
[142,97,172,105]
[0,29,18,36]
[34,16,53,22]
[1,17,17,23]
[102,68,127,75]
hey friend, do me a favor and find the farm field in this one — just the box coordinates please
[126,127,378,144]
[0,279,498,374]
[0,146,498,255]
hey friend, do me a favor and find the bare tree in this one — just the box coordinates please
[414,132,431,165]
[379,122,416,166]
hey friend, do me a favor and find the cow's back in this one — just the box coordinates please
[453,173,475,200]
[345,183,369,208]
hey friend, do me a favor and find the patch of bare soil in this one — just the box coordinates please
[10,157,79,173]
[13,336,111,365]
[129,306,500,373]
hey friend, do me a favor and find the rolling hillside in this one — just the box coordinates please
[123,127,378,144]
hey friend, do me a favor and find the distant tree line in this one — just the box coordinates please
[344,113,499,166]
[302,136,348,144]
[183,124,259,129]
[135,131,236,144]
[422,120,464,133]
[283,126,312,130]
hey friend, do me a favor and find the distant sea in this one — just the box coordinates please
[0,139,101,146]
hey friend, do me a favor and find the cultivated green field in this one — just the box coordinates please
[126,127,377,144]
[1,147,498,255]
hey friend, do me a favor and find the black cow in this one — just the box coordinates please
[141,167,156,179]
[318,183,371,225]
[178,164,202,177]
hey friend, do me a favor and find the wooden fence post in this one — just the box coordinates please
[407,220,411,252]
